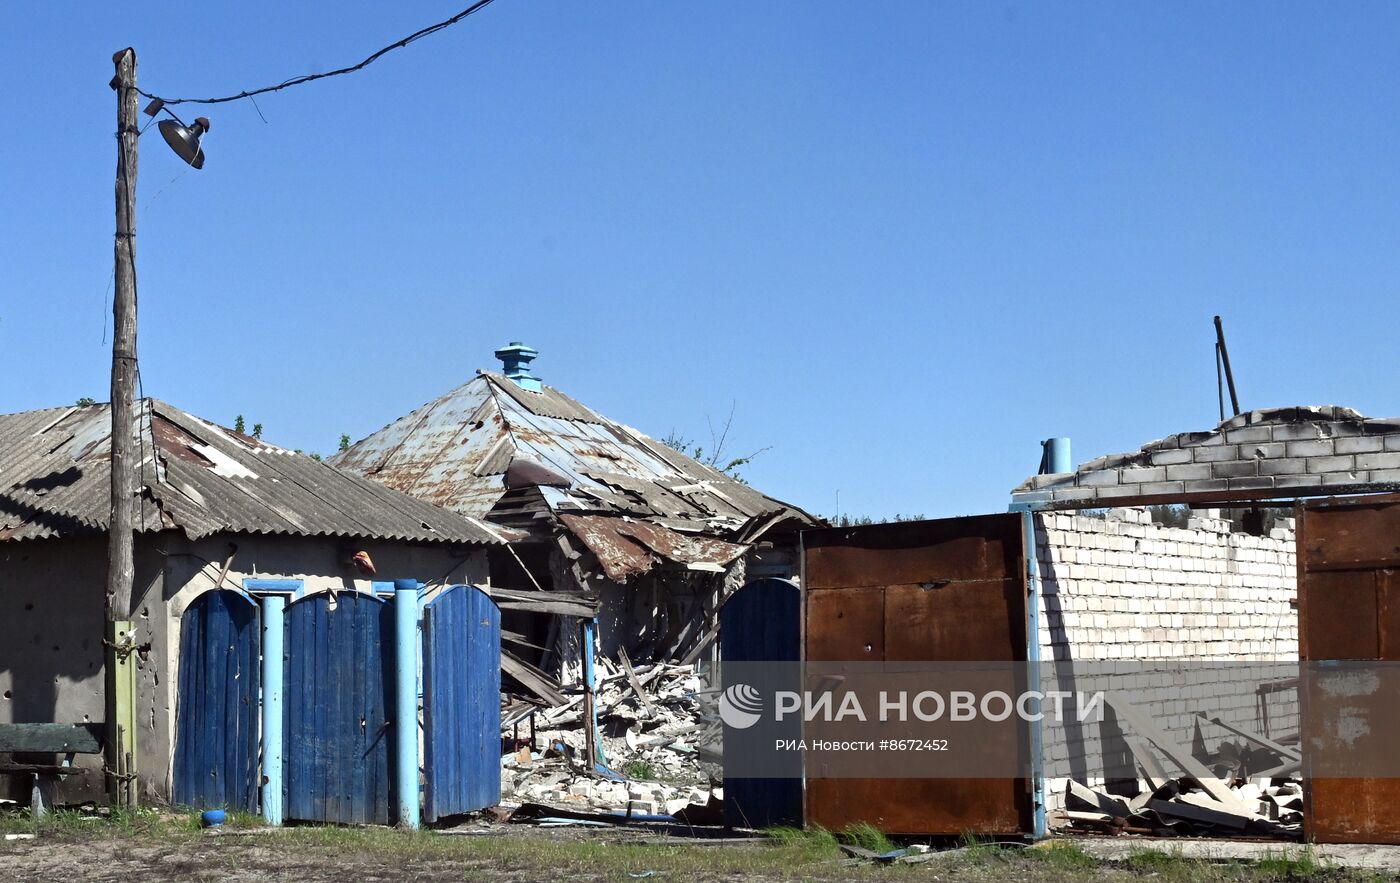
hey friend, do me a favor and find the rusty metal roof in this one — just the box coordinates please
[0,399,513,545]
[330,372,815,534]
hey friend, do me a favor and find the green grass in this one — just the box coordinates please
[621,760,656,781]
[1026,840,1097,871]
[838,822,899,855]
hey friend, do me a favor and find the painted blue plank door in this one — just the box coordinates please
[423,585,501,822]
[720,578,803,829]
[284,593,395,825]
[173,590,261,812]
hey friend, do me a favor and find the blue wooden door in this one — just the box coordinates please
[284,592,394,825]
[173,590,261,812]
[720,577,802,828]
[423,585,501,822]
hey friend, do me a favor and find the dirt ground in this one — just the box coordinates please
[0,812,1393,883]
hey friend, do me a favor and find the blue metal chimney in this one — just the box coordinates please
[495,341,542,392]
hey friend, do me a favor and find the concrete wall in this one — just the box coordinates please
[0,530,488,806]
[1034,508,1299,815]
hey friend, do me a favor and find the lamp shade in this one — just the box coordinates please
[158,117,209,169]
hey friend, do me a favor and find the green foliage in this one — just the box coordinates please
[252,423,263,439]
[75,397,97,407]
[1147,503,1191,528]
[234,414,245,433]
[339,433,351,452]
[621,759,655,780]
[661,402,769,482]
[828,513,926,527]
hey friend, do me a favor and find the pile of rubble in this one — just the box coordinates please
[1054,697,1304,838]
[500,658,723,816]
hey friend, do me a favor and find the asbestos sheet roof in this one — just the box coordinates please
[330,372,816,534]
[0,399,513,545]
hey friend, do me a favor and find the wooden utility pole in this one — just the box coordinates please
[107,47,140,809]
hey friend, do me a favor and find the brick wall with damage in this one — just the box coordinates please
[1034,507,1298,815]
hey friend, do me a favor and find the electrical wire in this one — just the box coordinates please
[136,0,499,107]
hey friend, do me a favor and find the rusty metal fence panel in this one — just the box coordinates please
[1299,496,1400,844]
[801,514,1031,836]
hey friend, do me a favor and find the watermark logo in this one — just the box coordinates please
[719,683,764,729]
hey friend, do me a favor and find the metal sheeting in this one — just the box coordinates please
[1298,496,1400,845]
[172,590,261,813]
[423,585,501,822]
[0,400,510,545]
[284,593,394,825]
[558,513,749,583]
[330,373,814,534]
[801,515,1032,836]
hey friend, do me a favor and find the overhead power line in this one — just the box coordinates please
[137,0,499,107]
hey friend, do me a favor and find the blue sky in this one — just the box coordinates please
[3,2,1399,520]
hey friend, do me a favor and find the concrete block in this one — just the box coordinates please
[1334,436,1384,454]
[1387,435,1400,452]
[1077,469,1122,486]
[1182,478,1231,493]
[1272,423,1325,442]
[1286,439,1335,458]
[1356,451,1400,471]
[1368,468,1400,484]
[1140,481,1185,496]
[1052,487,1098,501]
[1227,476,1275,491]
[1150,448,1193,465]
[1166,463,1211,481]
[1306,455,1355,474]
[1259,458,1307,476]
[1224,425,1273,444]
[1120,466,1166,483]
[1212,460,1258,478]
[1243,443,1286,459]
[1323,471,1368,485]
[1098,484,1144,499]
[1193,445,1241,463]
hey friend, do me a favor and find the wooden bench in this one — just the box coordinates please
[0,723,104,817]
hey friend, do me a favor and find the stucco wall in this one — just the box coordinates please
[0,530,488,806]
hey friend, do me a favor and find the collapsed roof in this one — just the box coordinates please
[330,370,816,572]
[0,399,513,546]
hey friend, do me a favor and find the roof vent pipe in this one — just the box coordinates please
[1039,437,1071,475]
[494,341,542,392]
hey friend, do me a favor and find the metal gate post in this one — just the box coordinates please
[260,595,285,825]
[393,579,421,829]
[1010,505,1047,839]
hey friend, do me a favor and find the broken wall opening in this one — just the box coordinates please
[1035,505,1302,836]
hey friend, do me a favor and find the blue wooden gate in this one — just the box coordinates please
[173,590,261,812]
[283,592,395,825]
[720,577,802,828]
[423,585,501,822]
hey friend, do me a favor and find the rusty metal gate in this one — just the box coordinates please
[801,514,1032,835]
[1298,495,1400,844]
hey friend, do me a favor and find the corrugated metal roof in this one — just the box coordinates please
[0,399,512,545]
[331,372,816,534]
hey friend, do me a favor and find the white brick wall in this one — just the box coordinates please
[1034,508,1299,813]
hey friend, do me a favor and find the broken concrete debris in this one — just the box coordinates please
[1054,697,1304,838]
[500,658,722,819]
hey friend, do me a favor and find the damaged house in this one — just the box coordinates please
[330,342,817,676]
[0,398,511,807]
